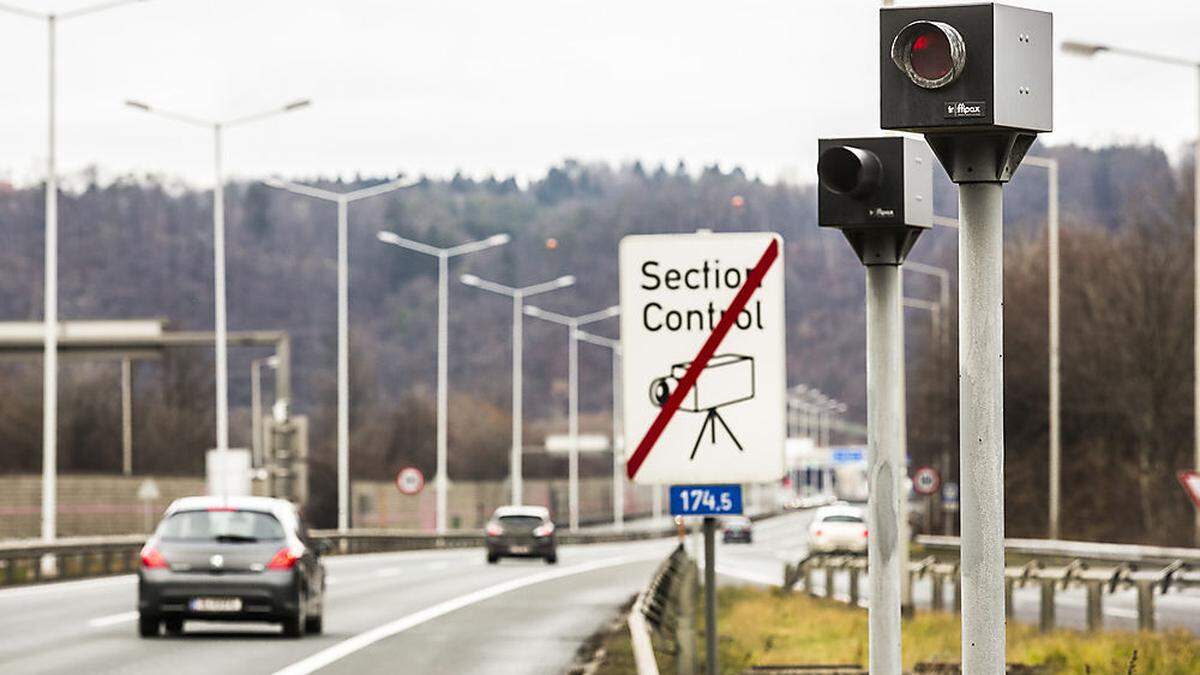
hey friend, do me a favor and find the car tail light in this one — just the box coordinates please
[267,547,301,570]
[533,522,555,537]
[485,522,503,537]
[862,528,869,537]
[140,543,168,569]
[814,529,823,537]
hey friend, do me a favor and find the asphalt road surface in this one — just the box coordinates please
[5,510,1200,675]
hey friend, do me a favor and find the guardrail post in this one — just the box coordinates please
[931,572,944,611]
[1038,578,1056,632]
[804,564,815,597]
[1004,577,1014,618]
[1136,580,1155,631]
[824,566,836,600]
[1085,580,1103,632]
[849,567,860,606]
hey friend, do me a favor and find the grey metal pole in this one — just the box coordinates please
[121,357,133,476]
[336,198,350,532]
[959,182,1006,673]
[436,253,449,533]
[703,516,718,675]
[512,294,524,505]
[898,273,913,620]
[42,15,59,550]
[568,321,580,531]
[1047,160,1061,541]
[612,347,624,529]
[866,264,904,674]
[213,123,229,454]
[251,358,263,468]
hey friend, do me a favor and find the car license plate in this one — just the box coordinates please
[509,545,530,554]
[189,597,242,613]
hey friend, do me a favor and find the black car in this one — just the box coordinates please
[722,516,753,544]
[137,496,327,638]
[485,506,557,564]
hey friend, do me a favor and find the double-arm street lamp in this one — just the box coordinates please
[377,231,511,533]
[460,274,576,508]
[523,304,620,532]
[125,99,311,465]
[574,329,623,530]
[261,178,416,533]
[0,0,151,551]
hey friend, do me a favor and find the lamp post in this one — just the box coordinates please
[376,231,511,533]
[574,329,623,530]
[460,274,576,507]
[524,304,620,531]
[0,0,151,556]
[260,178,415,533]
[125,98,310,463]
[251,355,280,470]
[1064,40,1198,541]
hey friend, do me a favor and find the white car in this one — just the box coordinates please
[807,504,868,554]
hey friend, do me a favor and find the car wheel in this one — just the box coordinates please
[164,618,184,635]
[283,593,307,638]
[486,553,499,564]
[544,554,558,565]
[137,613,159,638]
[305,613,323,635]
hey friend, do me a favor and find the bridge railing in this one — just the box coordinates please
[784,536,1200,633]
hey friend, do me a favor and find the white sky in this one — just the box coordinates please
[0,0,1195,188]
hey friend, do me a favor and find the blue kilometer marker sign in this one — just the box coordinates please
[670,484,743,516]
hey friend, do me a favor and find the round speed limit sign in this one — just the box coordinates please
[913,466,941,496]
[395,467,425,496]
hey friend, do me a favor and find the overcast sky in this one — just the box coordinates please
[0,0,1196,188]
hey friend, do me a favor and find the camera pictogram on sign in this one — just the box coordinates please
[648,354,755,460]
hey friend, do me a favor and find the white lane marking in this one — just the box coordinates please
[271,553,659,675]
[88,611,138,628]
[373,568,404,578]
[1105,608,1138,619]
[426,562,448,571]
[0,574,135,601]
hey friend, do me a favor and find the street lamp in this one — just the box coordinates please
[125,98,311,464]
[524,304,620,531]
[376,231,511,534]
[574,329,623,530]
[1063,40,1199,544]
[460,273,575,508]
[0,0,151,555]
[261,178,416,533]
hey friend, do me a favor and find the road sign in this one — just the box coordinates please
[1179,471,1200,510]
[832,447,866,464]
[395,466,425,496]
[913,466,941,496]
[620,232,786,485]
[669,484,743,516]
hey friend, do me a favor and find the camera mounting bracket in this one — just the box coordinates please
[924,130,1037,184]
[840,228,925,266]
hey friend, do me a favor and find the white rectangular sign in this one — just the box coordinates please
[619,231,786,485]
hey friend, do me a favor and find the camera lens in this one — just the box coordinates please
[649,377,674,407]
[891,21,966,90]
[817,146,882,199]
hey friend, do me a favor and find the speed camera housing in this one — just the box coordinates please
[817,136,933,265]
[881,3,1052,183]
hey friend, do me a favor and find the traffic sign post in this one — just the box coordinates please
[620,231,785,675]
[913,466,941,538]
[395,466,425,496]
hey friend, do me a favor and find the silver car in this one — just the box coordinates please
[137,496,327,638]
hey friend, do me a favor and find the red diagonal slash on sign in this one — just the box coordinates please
[626,238,780,479]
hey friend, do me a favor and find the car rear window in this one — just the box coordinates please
[159,509,286,542]
[498,515,544,529]
[822,514,864,524]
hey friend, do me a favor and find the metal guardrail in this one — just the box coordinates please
[0,522,686,588]
[629,543,697,675]
[785,546,1200,633]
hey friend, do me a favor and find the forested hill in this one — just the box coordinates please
[0,143,1191,540]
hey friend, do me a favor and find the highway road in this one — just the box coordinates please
[4,510,1200,675]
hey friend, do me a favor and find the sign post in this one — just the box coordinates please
[620,231,786,675]
[913,466,942,536]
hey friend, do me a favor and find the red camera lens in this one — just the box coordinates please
[909,29,953,81]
